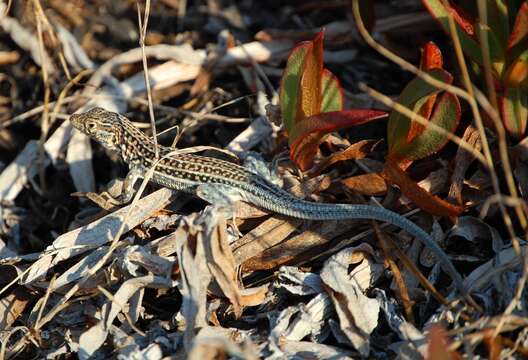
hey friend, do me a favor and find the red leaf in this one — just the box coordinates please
[421,41,443,70]
[310,140,376,175]
[290,109,387,170]
[290,132,324,171]
[482,330,502,360]
[408,42,444,143]
[383,160,464,217]
[422,0,482,64]
[387,68,453,157]
[448,2,475,37]
[508,2,528,50]
[390,92,461,163]
[504,50,528,87]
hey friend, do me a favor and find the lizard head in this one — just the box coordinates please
[70,107,122,151]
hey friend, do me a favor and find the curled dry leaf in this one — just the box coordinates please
[0,140,42,202]
[241,219,358,272]
[233,217,302,266]
[269,293,334,343]
[239,285,269,307]
[174,213,211,350]
[462,244,526,308]
[188,326,259,360]
[0,288,34,331]
[277,266,323,296]
[202,213,243,318]
[376,289,427,357]
[78,275,177,359]
[21,188,173,284]
[310,139,378,176]
[447,216,503,254]
[448,125,481,205]
[319,245,380,356]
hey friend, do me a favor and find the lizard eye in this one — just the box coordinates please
[86,122,97,131]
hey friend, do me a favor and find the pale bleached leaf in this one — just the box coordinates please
[0,140,41,202]
[175,212,212,350]
[270,293,333,343]
[277,266,323,296]
[78,275,176,359]
[21,188,173,284]
[320,245,380,356]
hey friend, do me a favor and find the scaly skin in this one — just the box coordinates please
[70,107,466,295]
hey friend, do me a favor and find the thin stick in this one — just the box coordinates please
[376,227,416,322]
[352,0,524,250]
[50,69,93,129]
[441,0,523,252]
[472,87,528,236]
[476,0,498,111]
[34,0,51,193]
[137,0,159,159]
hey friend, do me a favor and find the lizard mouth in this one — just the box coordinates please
[70,114,84,132]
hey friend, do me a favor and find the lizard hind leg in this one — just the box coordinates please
[242,151,280,185]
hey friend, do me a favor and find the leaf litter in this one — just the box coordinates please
[0,1,527,359]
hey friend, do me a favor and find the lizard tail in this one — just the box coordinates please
[251,194,466,295]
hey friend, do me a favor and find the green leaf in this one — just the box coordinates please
[422,0,484,65]
[505,48,528,86]
[487,0,511,50]
[393,92,461,161]
[279,42,311,133]
[387,68,452,155]
[320,69,343,113]
[482,24,506,61]
[500,85,528,138]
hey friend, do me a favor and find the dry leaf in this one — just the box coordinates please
[340,173,387,195]
[320,246,380,356]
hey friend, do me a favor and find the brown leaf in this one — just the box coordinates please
[233,217,302,266]
[383,160,464,217]
[340,172,387,196]
[447,125,481,205]
[203,215,243,318]
[482,330,502,360]
[0,288,34,330]
[310,140,377,175]
[241,219,358,271]
[376,229,414,323]
[426,325,462,360]
[239,285,269,307]
[319,245,380,356]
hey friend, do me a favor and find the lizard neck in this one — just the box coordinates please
[118,120,158,165]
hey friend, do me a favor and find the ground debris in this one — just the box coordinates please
[1,1,527,359]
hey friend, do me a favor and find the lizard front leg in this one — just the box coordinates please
[99,166,143,206]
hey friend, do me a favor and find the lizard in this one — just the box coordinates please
[70,107,466,295]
